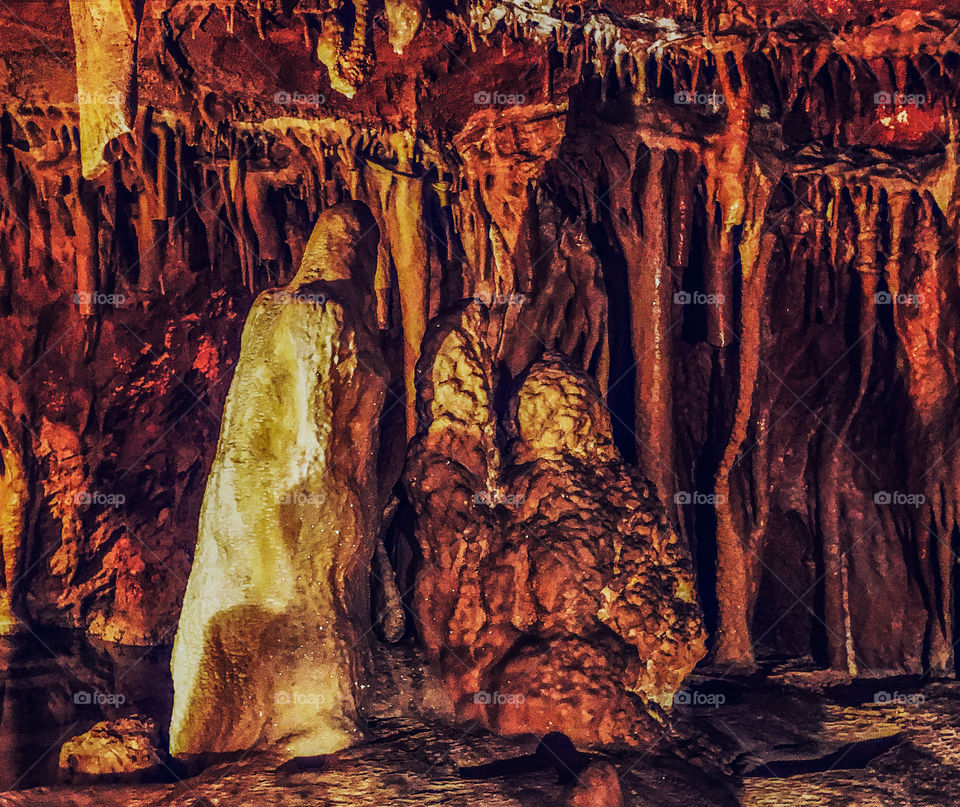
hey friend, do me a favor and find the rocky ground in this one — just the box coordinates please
[1,642,959,806]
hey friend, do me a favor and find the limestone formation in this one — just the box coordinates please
[0,380,27,634]
[68,0,137,178]
[384,0,424,55]
[405,304,707,747]
[568,763,625,807]
[169,202,387,757]
[0,0,959,679]
[59,717,166,778]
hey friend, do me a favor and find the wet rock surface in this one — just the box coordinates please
[405,307,706,747]
[169,203,387,757]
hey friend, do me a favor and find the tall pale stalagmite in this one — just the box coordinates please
[169,202,386,757]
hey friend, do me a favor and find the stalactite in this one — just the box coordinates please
[669,150,697,271]
[367,132,428,440]
[68,0,137,178]
[712,160,779,668]
[821,181,878,675]
[243,172,283,262]
[701,45,751,348]
[71,182,99,319]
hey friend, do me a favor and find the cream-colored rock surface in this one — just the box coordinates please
[68,0,137,178]
[59,717,165,777]
[169,202,387,758]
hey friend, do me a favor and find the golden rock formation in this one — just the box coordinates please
[59,718,166,778]
[68,0,137,178]
[384,0,424,55]
[0,387,27,635]
[169,201,386,757]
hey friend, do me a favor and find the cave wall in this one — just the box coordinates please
[1,0,959,674]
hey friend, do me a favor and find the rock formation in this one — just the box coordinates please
[405,305,706,747]
[68,0,137,178]
[169,201,387,757]
[0,0,958,683]
[0,379,28,634]
[58,717,167,779]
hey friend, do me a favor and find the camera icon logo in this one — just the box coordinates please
[874,491,892,505]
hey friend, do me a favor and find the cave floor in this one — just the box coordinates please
[2,651,960,806]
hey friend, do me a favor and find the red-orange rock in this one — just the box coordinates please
[405,304,707,747]
[568,762,625,807]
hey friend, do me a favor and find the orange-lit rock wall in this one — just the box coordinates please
[0,0,959,677]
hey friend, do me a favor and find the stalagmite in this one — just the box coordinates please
[68,0,137,179]
[406,310,706,746]
[169,202,387,758]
